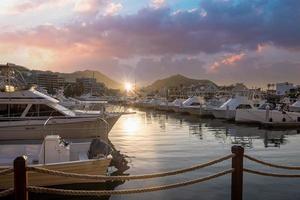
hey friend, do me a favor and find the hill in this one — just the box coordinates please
[58,70,121,89]
[146,74,217,91]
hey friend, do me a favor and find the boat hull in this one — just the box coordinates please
[0,115,120,141]
[0,158,111,189]
[290,106,300,112]
[212,109,236,120]
[235,109,300,123]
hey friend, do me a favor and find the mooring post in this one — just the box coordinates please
[14,156,28,200]
[231,146,244,200]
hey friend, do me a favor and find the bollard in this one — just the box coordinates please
[14,156,28,200]
[231,146,244,200]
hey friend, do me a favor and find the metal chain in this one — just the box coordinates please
[28,154,234,181]
[244,168,300,178]
[27,169,233,196]
[244,155,300,170]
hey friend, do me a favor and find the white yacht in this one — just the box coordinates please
[235,103,300,124]
[212,96,255,120]
[177,96,205,115]
[0,88,121,141]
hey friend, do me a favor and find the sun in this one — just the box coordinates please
[125,82,133,92]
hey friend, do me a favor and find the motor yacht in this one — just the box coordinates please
[212,95,255,120]
[235,103,300,124]
[177,96,206,115]
[0,88,120,141]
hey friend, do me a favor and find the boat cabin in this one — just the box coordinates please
[0,89,75,118]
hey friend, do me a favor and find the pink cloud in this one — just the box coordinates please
[210,53,246,72]
[9,0,68,13]
[104,2,123,16]
[74,0,108,14]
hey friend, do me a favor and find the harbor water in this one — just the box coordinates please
[108,108,300,200]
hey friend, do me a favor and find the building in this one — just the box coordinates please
[76,77,105,95]
[276,82,294,96]
[36,72,65,91]
[218,83,249,96]
[185,83,219,97]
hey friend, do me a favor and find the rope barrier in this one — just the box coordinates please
[0,188,14,197]
[27,169,233,196]
[244,155,300,170]
[27,154,234,181]
[244,168,300,178]
[0,168,13,176]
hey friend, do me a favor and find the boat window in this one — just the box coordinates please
[0,104,8,117]
[26,104,64,117]
[190,102,201,106]
[27,104,39,117]
[236,104,252,109]
[38,105,64,116]
[0,104,27,117]
[9,104,27,117]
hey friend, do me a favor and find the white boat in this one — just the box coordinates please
[201,98,228,117]
[0,135,111,189]
[138,98,163,109]
[235,103,300,124]
[290,99,300,112]
[177,96,205,115]
[0,88,120,141]
[212,96,255,120]
[163,99,183,112]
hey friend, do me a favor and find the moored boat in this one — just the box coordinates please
[0,88,120,141]
[0,135,111,189]
[212,96,255,120]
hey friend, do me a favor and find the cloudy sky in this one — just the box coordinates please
[0,0,299,87]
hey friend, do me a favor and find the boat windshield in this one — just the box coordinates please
[26,104,65,117]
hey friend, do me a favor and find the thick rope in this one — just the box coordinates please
[0,188,14,197]
[27,169,233,196]
[244,155,300,170]
[0,168,13,176]
[28,154,234,181]
[244,168,300,178]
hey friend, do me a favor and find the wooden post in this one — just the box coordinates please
[231,146,244,200]
[14,156,28,200]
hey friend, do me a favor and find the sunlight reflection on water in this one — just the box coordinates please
[109,108,300,200]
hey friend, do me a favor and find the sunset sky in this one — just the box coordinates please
[0,0,300,86]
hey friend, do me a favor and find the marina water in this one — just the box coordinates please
[109,108,300,200]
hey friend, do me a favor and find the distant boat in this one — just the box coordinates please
[0,135,111,189]
[212,96,256,120]
[177,96,205,115]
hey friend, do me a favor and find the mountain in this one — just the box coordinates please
[58,70,121,89]
[146,74,217,91]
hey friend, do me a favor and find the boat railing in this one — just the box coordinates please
[2,146,300,200]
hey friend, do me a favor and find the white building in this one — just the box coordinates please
[276,82,294,96]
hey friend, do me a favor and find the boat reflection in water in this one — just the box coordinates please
[108,108,300,200]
